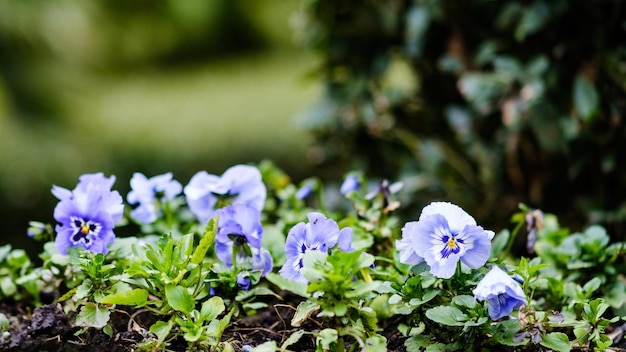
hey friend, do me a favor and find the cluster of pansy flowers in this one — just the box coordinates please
[49,164,526,321]
[397,201,527,320]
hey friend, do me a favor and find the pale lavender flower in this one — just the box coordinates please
[127,172,182,224]
[473,266,528,320]
[279,212,352,283]
[184,165,266,223]
[296,180,314,200]
[52,173,116,201]
[398,202,494,278]
[53,174,123,255]
[340,174,360,194]
[215,204,272,276]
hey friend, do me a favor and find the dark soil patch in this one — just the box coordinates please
[11,299,626,351]
[0,298,408,352]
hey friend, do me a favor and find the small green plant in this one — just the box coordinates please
[1,163,626,351]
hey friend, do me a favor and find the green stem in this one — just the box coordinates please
[232,246,238,271]
[504,218,525,256]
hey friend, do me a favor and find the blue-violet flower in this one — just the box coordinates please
[52,173,123,255]
[398,202,494,278]
[473,266,528,320]
[184,165,266,223]
[279,212,352,283]
[215,204,272,276]
[340,174,360,195]
[295,180,314,200]
[127,172,182,224]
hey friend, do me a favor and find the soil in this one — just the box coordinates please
[3,300,625,352]
[0,297,408,352]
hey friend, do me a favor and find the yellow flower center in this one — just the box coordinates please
[81,224,90,234]
[447,237,457,248]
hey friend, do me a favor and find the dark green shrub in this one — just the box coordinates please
[295,0,626,237]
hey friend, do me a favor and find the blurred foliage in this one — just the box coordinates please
[0,0,318,251]
[294,0,626,236]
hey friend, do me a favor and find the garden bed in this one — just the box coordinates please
[1,164,626,352]
[0,299,409,352]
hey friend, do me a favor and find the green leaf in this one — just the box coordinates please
[75,281,92,300]
[0,277,16,297]
[364,334,387,352]
[57,287,78,302]
[292,300,320,327]
[165,285,194,315]
[281,330,305,350]
[452,295,477,309]
[191,217,217,265]
[200,296,225,322]
[150,320,173,343]
[249,341,278,352]
[573,74,599,121]
[0,245,11,262]
[540,332,571,352]
[490,230,510,259]
[424,343,449,352]
[265,273,309,297]
[317,328,338,350]
[409,289,439,307]
[346,281,382,298]
[582,277,602,296]
[425,306,468,326]
[173,234,194,269]
[101,288,148,306]
[405,335,433,351]
[76,303,111,329]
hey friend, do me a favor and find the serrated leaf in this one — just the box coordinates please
[540,332,571,352]
[425,306,468,326]
[191,217,217,264]
[101,288,148,306]
[76,303,110,329]
[165,285,194,315]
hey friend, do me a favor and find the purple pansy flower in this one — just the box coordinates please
[279,212,353,283]
[398,202,494,278]
[215,204,273,276]
[184,165,266,223]
[473,266,528,320]
[52,174,123,255]
[127,172,182,224]
[340,174,360,195]
[237,273,251,291]
[296,180,314,200]
[52,173,116,201]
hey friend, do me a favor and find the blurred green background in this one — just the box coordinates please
[0,0,319,250]
[3,0,626,257]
